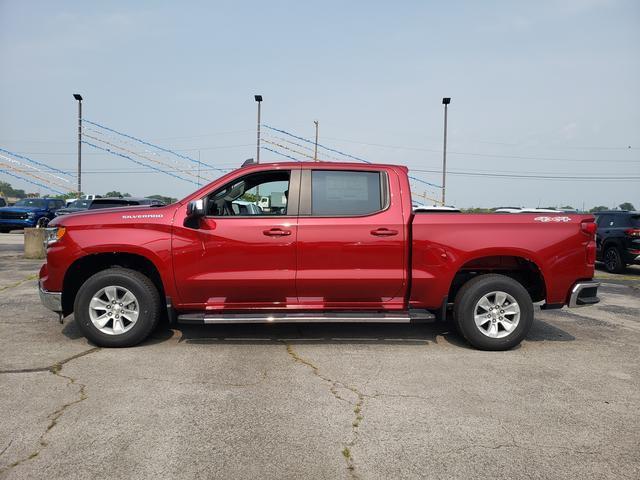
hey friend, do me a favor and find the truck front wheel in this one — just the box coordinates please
[73,268,161,347]
[453,274,533,351]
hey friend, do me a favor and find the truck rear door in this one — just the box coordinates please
[295,167,406,309]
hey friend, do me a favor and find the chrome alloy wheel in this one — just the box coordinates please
[88,286,139,335]
[473,291,521,339]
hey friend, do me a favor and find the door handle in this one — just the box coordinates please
[370,228,398,237]
[263,228,291,237]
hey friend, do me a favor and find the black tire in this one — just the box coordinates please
[603,246,626,274]
[0,228,10,233]
[453,274,534,351]
[73,267,161,347]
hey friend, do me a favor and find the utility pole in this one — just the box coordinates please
[73,94,83,197]
[254,95,262,163]
[197,150,201,187]
[313,120,319,161]
[441,97,451,206]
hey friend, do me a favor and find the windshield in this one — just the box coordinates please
[69,199,91,209]
[14,199,46,208]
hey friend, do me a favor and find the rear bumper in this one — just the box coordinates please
[39,281,62,313]
[622,251,640,265]
[568,281,600,308]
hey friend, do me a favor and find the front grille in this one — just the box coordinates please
[0,212,28,220]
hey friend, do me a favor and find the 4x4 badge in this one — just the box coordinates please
[534,216,572,223]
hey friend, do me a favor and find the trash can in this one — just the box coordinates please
[24,228,46,259]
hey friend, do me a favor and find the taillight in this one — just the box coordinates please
[581,219,597,266]
[624,229,640,237]
[580,220,597,237]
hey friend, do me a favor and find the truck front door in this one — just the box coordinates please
[172,168,300,310]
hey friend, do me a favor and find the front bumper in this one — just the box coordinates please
[0,218,36,229]
[568,281,600,308]
[39,281,62,313]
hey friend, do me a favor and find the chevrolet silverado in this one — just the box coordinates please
[39,162,600,350]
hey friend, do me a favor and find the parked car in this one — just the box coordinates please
[55,199,92,216]
[413,205,461,213]
[0,198,65,232]
[594,210,640,273]
[232,200,262,215]
[39,161,599,350]
[56,197,164,216]
[88,197,165,209]
[494,207,563,213]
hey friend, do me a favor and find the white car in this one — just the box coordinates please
[413,204,461,213]
[494,207,563,214]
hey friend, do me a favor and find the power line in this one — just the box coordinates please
[84,119,228,172]
[82,131,212,183]
[0,147,74,177]
[411,168,640,181]
[81,140,196,184]
[321,136,640,163]
[0,168,65,194]
[262,124,442,189]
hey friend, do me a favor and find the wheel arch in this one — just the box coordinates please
[62,252,166,315]
[448,254,547,304]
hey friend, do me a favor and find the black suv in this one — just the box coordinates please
[594,211,640,273]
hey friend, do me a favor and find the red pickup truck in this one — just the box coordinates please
[39,161,600,350]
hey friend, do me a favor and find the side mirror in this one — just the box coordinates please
[186,199,205,218]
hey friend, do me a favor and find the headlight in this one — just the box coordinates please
[44,227,66,247]
[27,212,36,219]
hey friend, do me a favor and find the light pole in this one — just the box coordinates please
[254,95,262,163]
[73,94,83,197]
[313,120,319,161]
[441,97,451,206]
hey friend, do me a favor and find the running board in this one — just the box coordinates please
[177,311,434,325]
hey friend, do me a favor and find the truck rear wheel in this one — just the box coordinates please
[73,268,161,347]
[453,274,533,351]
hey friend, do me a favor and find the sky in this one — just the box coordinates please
[0,0,639,209]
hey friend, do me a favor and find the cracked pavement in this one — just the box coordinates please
[1,232,639,479]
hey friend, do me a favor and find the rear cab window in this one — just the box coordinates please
[305,170,388,216]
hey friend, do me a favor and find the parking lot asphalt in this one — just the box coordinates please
[0,232,639,480]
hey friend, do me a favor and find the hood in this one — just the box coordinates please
[50,204,175,228]
[0,206,45,213]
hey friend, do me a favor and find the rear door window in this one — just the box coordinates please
[612,215,630,228]
[311,170,385,216]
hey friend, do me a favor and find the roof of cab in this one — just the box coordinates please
[242,161,409,171]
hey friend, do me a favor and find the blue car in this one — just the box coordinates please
[0,198,65,233]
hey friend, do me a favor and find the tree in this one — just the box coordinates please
[0,181,26,199]
[104,191,131,198]
[147,194,178,205]
[619,202,635,211]
[54,191,82,200]
[560,205,575,211]
[589,205,609,213]
[240,193,259,203]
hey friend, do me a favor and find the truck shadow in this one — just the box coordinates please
[60,317,575,348]
[145,318,575,348]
